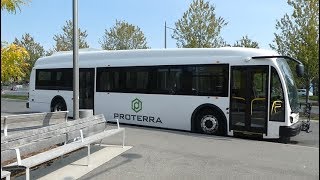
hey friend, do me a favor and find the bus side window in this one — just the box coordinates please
[179,71,194,95]
[168,68,181,94]
[151,67,170,94]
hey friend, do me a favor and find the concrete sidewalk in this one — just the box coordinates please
[14,145,132,180]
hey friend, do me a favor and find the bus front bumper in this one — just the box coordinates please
[279,121,302,137]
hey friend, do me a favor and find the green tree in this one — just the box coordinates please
[1,0,28,14]
[14,33,45,81]
[270,0,319,102]
[45,49,54,56]
[1,42,29,82]
[172,0,227,48]
[1,0,30,83]
[53,20,89,52]
[233,35,259,48]
[100,20,149,50]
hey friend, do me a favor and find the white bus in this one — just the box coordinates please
[27,47,305,142]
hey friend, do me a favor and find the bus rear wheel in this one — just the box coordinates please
[195,109,225,135]
[51,99,67,112]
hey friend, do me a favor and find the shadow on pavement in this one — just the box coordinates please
[80,152,142,180]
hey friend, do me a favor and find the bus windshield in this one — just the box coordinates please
[277,58,299,113]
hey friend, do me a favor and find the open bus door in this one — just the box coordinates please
[230,66,269,135]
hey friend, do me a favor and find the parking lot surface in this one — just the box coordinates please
[2,99,319,180]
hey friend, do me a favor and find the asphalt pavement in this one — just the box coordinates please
[1,98,319,148]
[1,98,319,180]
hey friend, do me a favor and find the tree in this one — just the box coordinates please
[45,49,54,56]
[53,20,89,52]
[1,0,28,14]
[233,35,259,48]
[100,20,149,50]
[269,0,319,103]
[172,0,227,48]
[1,42,29,82]
[14,33,45,81]
[2,0,30,83]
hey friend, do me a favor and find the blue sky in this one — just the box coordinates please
[1,0,292,51]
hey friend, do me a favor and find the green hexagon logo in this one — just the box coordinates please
[132,98,142,113]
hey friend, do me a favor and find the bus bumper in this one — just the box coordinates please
[279,121,302,137]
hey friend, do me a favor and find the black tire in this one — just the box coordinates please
[195,109,226,135]
[51,99,67,112]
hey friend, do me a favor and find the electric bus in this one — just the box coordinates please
[27,47,305,141]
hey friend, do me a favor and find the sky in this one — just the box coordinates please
[1,0,292,51]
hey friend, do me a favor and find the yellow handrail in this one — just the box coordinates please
[232,96,245,101]
[251,98,266,114]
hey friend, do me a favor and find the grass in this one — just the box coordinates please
[1,94,28,100]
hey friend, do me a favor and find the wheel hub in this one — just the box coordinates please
[201,115,218,134]
[53,102,64,112]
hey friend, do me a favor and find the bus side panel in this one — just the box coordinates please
[28,69,36,107]
[94,92,229,131]
[29,89,73,116]
[266,122,281,138]
[27,69,51,112]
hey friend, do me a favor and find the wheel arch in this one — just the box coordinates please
[191,103,227,133]
[50,95,67,112]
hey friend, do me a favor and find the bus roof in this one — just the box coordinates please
[34,47,279,68]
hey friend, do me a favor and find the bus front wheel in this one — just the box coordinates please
[196,109,225,135]
[51,98,67,112]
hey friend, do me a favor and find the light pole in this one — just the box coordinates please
[73,0,79,120]
[164,21,175,49]
[164,21,166,49]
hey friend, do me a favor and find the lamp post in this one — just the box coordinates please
[73,0,79,120]
[164,21,175,49]
[164,21,166,49]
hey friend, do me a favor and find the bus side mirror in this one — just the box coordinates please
[296,64,304,77]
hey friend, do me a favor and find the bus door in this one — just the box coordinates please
[79,68,95,111]
[230,66,268,134]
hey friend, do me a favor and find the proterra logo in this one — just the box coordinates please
[113,98,162,124]
[131,98,142,113]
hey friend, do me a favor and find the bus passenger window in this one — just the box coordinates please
[179,71,194,95]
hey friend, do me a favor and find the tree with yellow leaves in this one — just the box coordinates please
[1,0,30,83]
[1,0,28,14]
[1,43,30,82]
